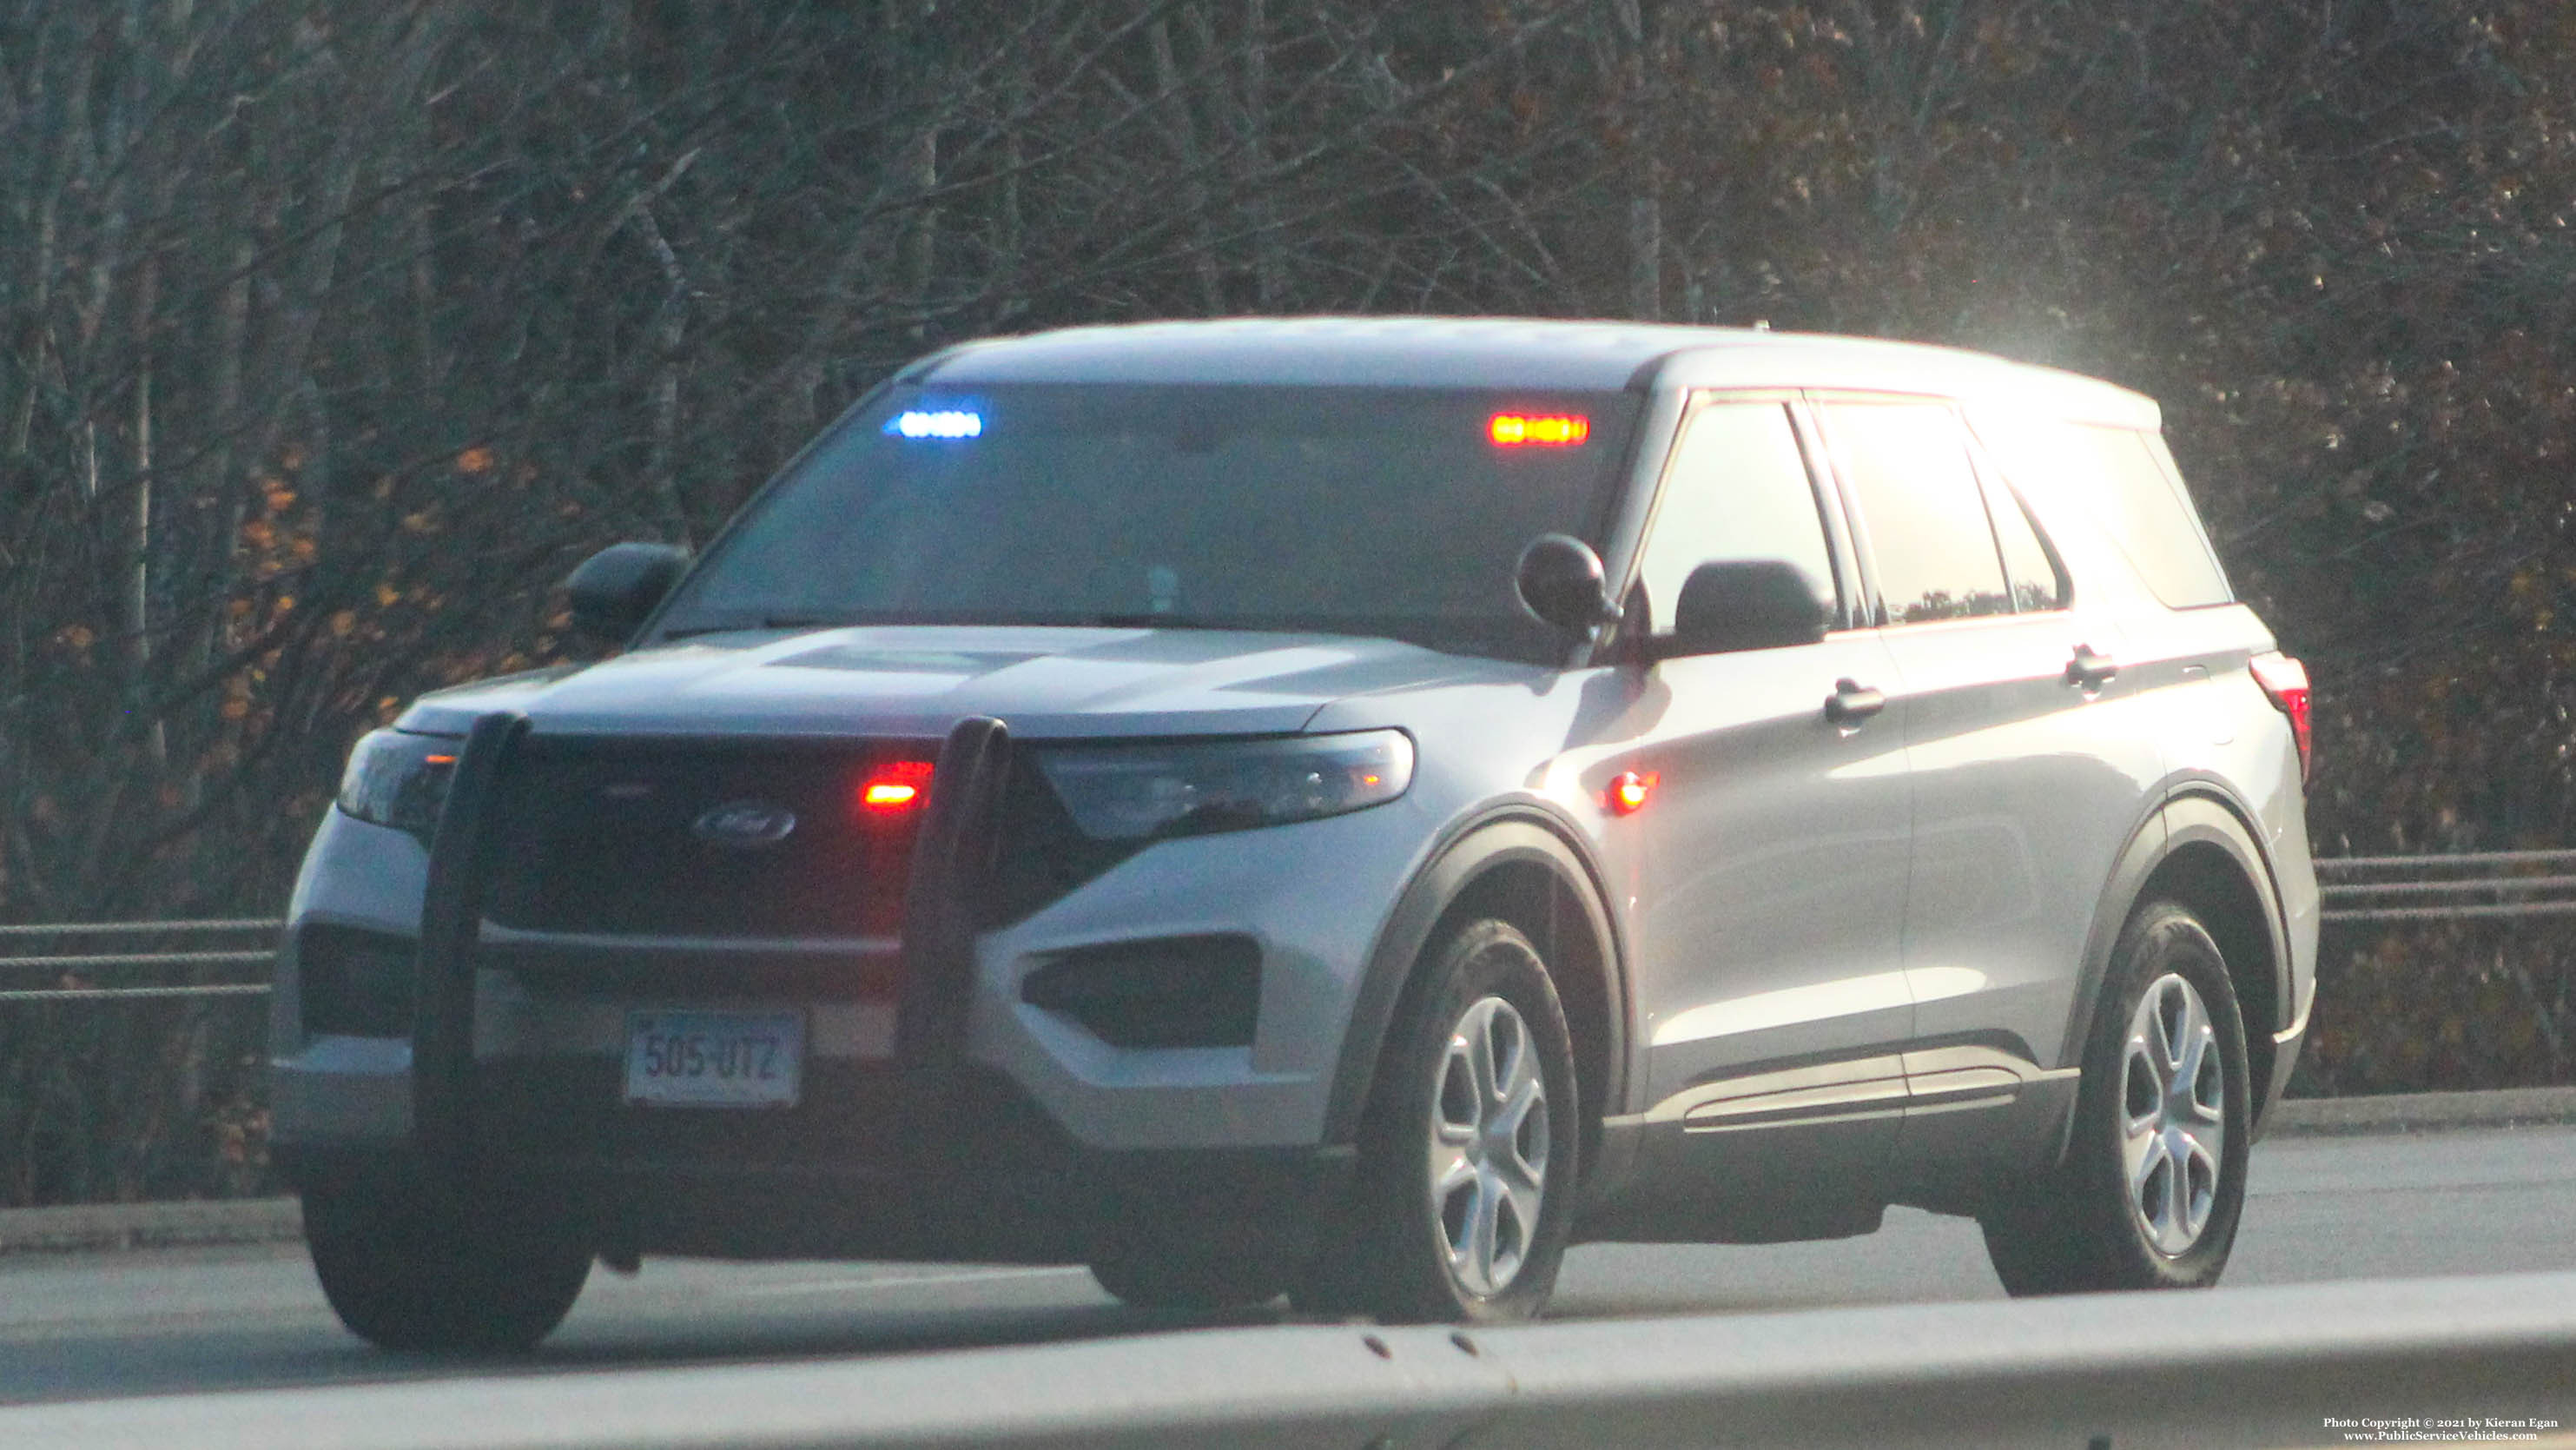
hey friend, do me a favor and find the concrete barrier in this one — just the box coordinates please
[0,1195,300,1255]
[2267,1084,2576,1136]
[5,1269,2575,1447]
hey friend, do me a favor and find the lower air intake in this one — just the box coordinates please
[1020,934,1261,1049]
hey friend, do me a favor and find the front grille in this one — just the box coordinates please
[485,738,933,937]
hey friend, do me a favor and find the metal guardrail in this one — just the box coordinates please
[0,849,2554,1004]
[2317,849,2576,923]
[5,1266,2575,1449]
[0,919,281,1005]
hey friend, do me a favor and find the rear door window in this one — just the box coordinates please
[1632,399,1840,637]
[1816,401,2013,625]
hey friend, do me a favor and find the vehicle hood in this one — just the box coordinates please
[398,626,1529,740]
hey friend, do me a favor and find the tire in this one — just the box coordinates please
[1981,899,2252,1295]
[303,1166,591,1352]
[1088,1245,1286,1311]
[1294,919,1580,1323]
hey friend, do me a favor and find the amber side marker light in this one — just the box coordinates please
[1605,769,1657,817]
[859,760,935,814]
[423,754,457,767]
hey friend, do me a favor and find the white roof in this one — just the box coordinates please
[915,316,2160,430]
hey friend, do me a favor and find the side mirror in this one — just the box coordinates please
[1515,533,1623,637]
[1661,559,1831,659]
[566,542,691,645]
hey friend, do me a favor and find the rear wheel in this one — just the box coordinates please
[304,1166,591,1352]
[1295,919,1579,1323]
[1981,900,2250,1295]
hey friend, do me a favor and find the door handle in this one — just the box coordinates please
[2064,646,2119,690]
[1825,679,1886,725]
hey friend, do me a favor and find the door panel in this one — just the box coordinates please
[1585,630,1915,1237]
[1588,394,1918,1228]
[1879,612,2163,1070]
[1620,631,1915,1115]
[1600,395,1917,1122]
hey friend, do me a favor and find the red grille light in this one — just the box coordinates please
[859,759,935,814]
[2249,652,2312,782]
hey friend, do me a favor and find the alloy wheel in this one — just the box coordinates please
[1427,994,1551,1297]
[2121,971,2226,1255]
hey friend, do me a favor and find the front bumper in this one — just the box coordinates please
[275,1063,1355,1263]
[272,714,1423,1258]
[2257,970,2315,1136]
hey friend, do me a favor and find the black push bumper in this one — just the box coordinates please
[279,1073,1355,1265]
[320,710,1352,1266]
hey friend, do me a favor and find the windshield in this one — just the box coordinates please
[653,382,1641,660]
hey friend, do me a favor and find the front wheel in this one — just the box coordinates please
[1295,918,1580,1323]
[304,1166,591,1352]
[1981,900,2251,1295]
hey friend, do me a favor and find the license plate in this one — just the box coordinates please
[624,1010,805,1109]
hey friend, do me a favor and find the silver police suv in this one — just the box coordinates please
[273,319,2317,1348]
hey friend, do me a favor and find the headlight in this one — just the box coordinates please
[335,729,461,836]
[1036,730,1415,842]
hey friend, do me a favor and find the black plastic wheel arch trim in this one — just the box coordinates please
[1320,811,1628,1153]
[410,710,527,1182]
[2051,786,2294,1157]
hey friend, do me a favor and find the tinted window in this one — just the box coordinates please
[1820,402,2012,625]
[1632,400,1837,635]
[655,383,1641,662]
[1973,419,2232,608]
[1985,475,2067,611]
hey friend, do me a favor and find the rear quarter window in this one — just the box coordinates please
[1973,418,2233,609]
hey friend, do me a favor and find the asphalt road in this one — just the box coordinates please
[7,1122,2575,1409]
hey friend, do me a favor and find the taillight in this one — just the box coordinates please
[2249,652,2312,782]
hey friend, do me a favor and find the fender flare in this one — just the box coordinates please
[1319,808,1629,1150]
[2057,786,2295,1075]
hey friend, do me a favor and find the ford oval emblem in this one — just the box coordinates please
[691,800,797,849]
